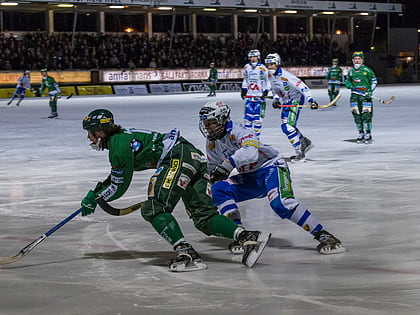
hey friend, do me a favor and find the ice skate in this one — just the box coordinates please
[48,112,58,119]
[356,132,365,144]
[228,240,244,255]
[16,100,21,106]
[289,149,305,162]
[300,137,314,155]
[7,100,13,106]
[237,230,271,267]
[313,230,346,255]
[168,242,207,272]
[364,132,372,144]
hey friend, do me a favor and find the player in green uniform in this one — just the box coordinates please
[80,109,271,272]
[39,69,61,118]
[207,62,218,97]
[345,52,378,143]
[325,58,344,103]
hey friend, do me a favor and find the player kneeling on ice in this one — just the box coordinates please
[199,100,345,255]
[80,109,270,272]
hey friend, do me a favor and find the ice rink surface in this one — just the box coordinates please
[1,85,420,315]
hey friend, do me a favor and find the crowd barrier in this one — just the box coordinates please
[0,67,334,98]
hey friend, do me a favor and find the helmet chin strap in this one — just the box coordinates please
[90,138,102,151]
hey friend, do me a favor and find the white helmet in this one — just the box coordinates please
[199,100,231,140]
[265,53,281,66]
[248,49,261,59]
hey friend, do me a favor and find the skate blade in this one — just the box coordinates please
[169,260,208,272]
[303,144,314,154]
[318,244,347,255]
[242,232,271,268]
[228,245,244,255]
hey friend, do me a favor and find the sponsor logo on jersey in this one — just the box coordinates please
[177,173,191,190]
[191,152,207,163]
[182,162,197,175]
[163,159,180,189]
[148,177,156,197]
[130,139,142,153]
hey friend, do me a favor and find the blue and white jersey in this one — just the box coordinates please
[242,62,271,98]
[206,120,286,174]
[17,75,31,89]
[268,68,313,104]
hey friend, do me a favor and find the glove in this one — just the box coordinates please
[364,91,372,98]
[261,90,268,101]
[56,93,62,99]
[272,100,281,109]
[241,89,247,100]
[210,165,231,183]
[81,190,98,216]
[310,101,319,110]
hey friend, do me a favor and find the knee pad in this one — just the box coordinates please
[350,103,359,114]
[362,102,372,113]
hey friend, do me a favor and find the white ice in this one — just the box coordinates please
[1,85,420,315]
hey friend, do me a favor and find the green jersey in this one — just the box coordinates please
[208,67,218,81]
[325,65,343,84]
[40,76,61,94]
[97,128,178,202]
[345,65,377,94]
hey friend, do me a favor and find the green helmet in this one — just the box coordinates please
[332,58,338,63]
[82,109,114,133]
[352,51,364,59]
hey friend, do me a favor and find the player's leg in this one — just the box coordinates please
[16,88,26,106]
[48,94,58,118]
[265,165,345,254]
[280,105,305,160]
[362,98,373,142]
[327,84,334,101]
[350,94,364,141]
[243,99,254,131]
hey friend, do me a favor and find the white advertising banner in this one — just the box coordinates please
[102,66,350,84]
[113,84,149,95]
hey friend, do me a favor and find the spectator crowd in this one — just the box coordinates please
[0,31,347,71]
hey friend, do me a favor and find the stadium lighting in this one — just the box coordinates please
[321,11,335,15]
[203,8,217,11]
[57,4,74,7]
[125,28,134,33]
[283,10,297,14]
[157,7,173,10]
[109,5,125,9]
[360,12,369,16]
[1,2,18,5]
[335,30,342,35]
[244,9,258,13]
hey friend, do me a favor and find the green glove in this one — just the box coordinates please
[81,190,98,216]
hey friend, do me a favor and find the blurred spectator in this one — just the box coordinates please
[0,31,344,70]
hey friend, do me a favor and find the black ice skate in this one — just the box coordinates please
[228,240,244,255]
[237,230,271,267]
[364,132,372,144]
[7,100,13,106]
[169,242,207,272]
[356,132,365,144]
[300,137,314,155]
[48,112,58,119]
[290,149,305,162]
[313,230,346,255]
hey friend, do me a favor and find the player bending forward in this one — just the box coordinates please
[80,109,271,272]
[199,100,345,255]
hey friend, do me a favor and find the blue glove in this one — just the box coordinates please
[81,190,98,216]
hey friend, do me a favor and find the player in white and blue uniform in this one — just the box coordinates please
[265,53,318,161]
[241,49,271,137]
[7,70,31,106]
[199,100,345,255]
